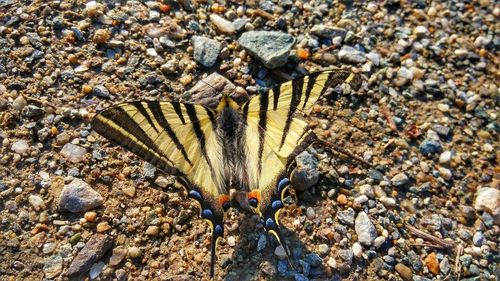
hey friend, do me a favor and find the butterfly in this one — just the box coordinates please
[91,69,362,279]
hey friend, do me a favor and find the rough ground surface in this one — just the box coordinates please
[0,1,498,281]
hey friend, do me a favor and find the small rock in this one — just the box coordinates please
[28,195,46,211]
[318,244,329,255]
[391,173,409,188]
[439,151,452,164]
[352,242,362,258]
[474,187,500,224]
[43,255,63,279]
[115,269,128,281]
[395,263,413,281]
[59,178,103,213]
[128,246,142,258]
[12,95,27,111]
[379,196,397,207]
[146,225,159,236]
[191,36,222,68]
[338,45,366,64]
[438,167,452,181]
[92,85,110,99]
[209,14,235,34]
[419,138,442,155]
[338,249,353,264]
[66,234,114,277]
[310,25,347,40]
[424,252,439,275]
[413,26,429,37]
[440,257,450,275]
[355,211,376,246]
[227,236,236,247]
[60,143,87,163]
[93,29,110,44]
[306,207,316,219]
[291,151,319,191]
[359,184,375,198]
[109,247,127,267]
[274,245,287,260]
[327,257,336,269]
[337,208,355,226]
[11,140,29,154]
[238,31,295,69]
[354,195,368,204]
[472,232,485,246]
[89,261,105,279]
[257,233,267,252]
[373,236,386,248]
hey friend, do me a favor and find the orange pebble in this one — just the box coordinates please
[424,252,440,275]
[160,4,170,13]
[297,48,310,60]
[337,194,348,205]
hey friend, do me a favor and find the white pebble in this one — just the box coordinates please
[11,140,29,154]
[374,236,386,248]
[28,195,46,211]
[227,236,236,247]
[352,242,363,258]
[439,151,452,164]
[379,196,397,207]
[438,167,452,180]
[354,195,369,204]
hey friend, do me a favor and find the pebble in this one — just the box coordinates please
[12,95,27,111]
[238,31,295,69]
[355,211,377,246]
[310,25,347,40]
[337,208,355,226]
[60,143,87,163]
[109,247,127,267]
[209,14,235,34]
[338,46,366,64]
[440,257,450,275]
[472,232,485,246]
[11,140,29,154]
[291,151,319,192]
[43,255,63,279]
[424,252,440,275]
[66,234,114,277]
[306,207,316,219]
[93,29,110,44]
[28,195,46,211]
[438,167,452,180]
[439,151,452,164]
[274,245,287,260]
[373,236,386,248]
[413,26,429,37]
[337,194,348,205]
[128,246,142,258]
[59,178,104,213]
[352,242,363,258]
[354,195,368,205]
[89,261,105,279]
[227,236,236,247]
[359,184,375,198]
[474,187,500,224]
[191,36,222,68]
[395,263,413,281]
[379,196,397,207]
[391,173,409,188]
[318,243,329,255]
[92,85,110,99]
[419,138,443,155]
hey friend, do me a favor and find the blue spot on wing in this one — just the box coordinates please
[189,190,202,201]
[214,224,223,236]
[202,209,213,219]
[278,178,290,191]
[265,218,275,229]
[272,200,283,210]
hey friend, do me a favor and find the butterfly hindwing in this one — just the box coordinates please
[91,101,228,278]
[243,69,362,255]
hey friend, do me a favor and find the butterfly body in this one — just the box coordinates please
[91,70,362,279]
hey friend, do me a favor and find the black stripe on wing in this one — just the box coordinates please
[257,91,269,174]
[278,77,304,149]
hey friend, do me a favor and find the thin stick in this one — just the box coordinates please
[406,224,455,249]
[381,105,400,134]
[315,138,372,167]
[455,243,463,281]
[409,243,448,249]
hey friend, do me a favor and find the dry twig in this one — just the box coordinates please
[406,224,455,249]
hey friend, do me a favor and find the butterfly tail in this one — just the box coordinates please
[209,224,224,279]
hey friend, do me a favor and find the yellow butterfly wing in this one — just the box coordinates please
[242,70,362,256]
[91,101,228,278]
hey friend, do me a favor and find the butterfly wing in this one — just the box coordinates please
[242,70,362,255]
[91,101,228,278]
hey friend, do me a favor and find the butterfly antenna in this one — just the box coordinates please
[190,72,221,95]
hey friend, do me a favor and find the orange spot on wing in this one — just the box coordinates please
[218,195,230,206]
[247,191,261,202]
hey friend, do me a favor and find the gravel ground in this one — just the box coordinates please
[0,1,499,281]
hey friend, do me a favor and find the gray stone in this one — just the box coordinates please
[355,211,376,246]
[257,233,267,252]
[337,208,355,226]
[291,151,319,192]
[338,46,366,64]
[60,143,87,163]
[191,36,222,68]
[44,255,63,278]
[310,25,347,40]
[474,187,500,224]
[338,249,353,264]
[238,31,295,69]
[472,232,485,246]
[59,178,103,213]
[419,138,442,155]
[440,257,450,275]
[66,234,114,277]
[92,85,110,99]
[391,172,409,188]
